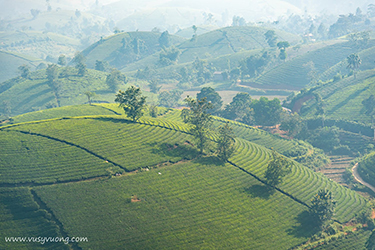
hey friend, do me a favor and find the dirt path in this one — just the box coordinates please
[352,163,375,193]
[319,156,353,186]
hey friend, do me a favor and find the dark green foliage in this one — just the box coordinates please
[196,87,222,115]
[277,41,290,50]
[242,52,271,77]
[252,97,282,126]
[279,48,287,60]
[106,69,127,92]
[347,53,361,71]
[309,126,340,152]
[148,78,161,94]
[94,60,108,72]
[57,54,66,66]
[216,122,235,161]
[366,230,375,250]
[72,52,86,65]
[115,86,146,121]
[18,64,30,78]
[280,113,303,137]
[158,31,170,48]
[264,150,293,186]
[309,189,336,227]
[84,91,95,105]
[181,97,213,153]
[222,92,252,121]
[46,64,58,82]
[158,90,182,108]
[159,46,181,66]
[265,30,277,47]
[76,62,87,76]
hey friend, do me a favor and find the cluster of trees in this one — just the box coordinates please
[222,92,283,126]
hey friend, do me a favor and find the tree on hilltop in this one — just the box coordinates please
[115,86,146,121]
[181,97,213,154]
[84,91,96,105]
[196,87,222,115]
[264,30,277,47]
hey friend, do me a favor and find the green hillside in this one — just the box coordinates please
[357,151,375,188]
[0,50,44,83]
[174,25,219,38]
[0,67,129,116]
[0,188,67,250]
[292,69,375,124]
[251,39,375,90]
[0,31,81,60]
[0,111,368,249]
[176,26,301,63]
[82,31,186,69]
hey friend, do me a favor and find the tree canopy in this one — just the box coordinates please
[309,189,336,227]
[216,122,235,162]
[115,86,146,121]
[264,150,293,187]
[181,97,213,153]
[196,87,222,115]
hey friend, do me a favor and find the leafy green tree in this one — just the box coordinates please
[181,97,213,153]
[196,87,222,115]
[159,46,181,66]
[106,69,127,92]
[280,113,303,137]
[264,150,293,187]
[315,94,326,127]
[46,64,60,107]
[115,86,146,121]
[264,30,277,47]
[18,64,30,78]
[46,64,58,82]
[148,78,161,94]
[347,53,361,78]
[252,97,282,126]
[158,90,182,108]
[84,91,96,105]
[158,31,170,48]
[277,41,290,50]
[57,55,66,66]
[309,126,340,152]
[222,92,252,121]
[72,52,85,65]
[216,122,235,161]
[309,189,336,227]
[76,62,87,76]
[95,60,108,72]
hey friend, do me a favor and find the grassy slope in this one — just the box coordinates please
[299,69,375,124]
[0,107,368,248]
[0,31,80,59]
[34,161,311,250]
[0,67,127,116]
[0,188,67,250]
[0,50,44,83]
[177,26,301,63]
[253,40,375,89]
[82,31,186,69]
[357,151,375,188]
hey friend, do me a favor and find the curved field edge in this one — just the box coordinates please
[33,161,313,250]
[1,115,366,222]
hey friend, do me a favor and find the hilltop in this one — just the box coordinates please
[82,31,186,70]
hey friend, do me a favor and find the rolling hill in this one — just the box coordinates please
[82,31,186,69]
[0,31,81,60]
[0,107,368,249]
[0,67,129,116]
[249,39,375,90]
[0,50,45,83]
[290,69,375,125]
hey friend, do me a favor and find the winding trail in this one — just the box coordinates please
[352,163,375,193]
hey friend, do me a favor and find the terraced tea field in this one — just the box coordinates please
[34,161,313,250]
